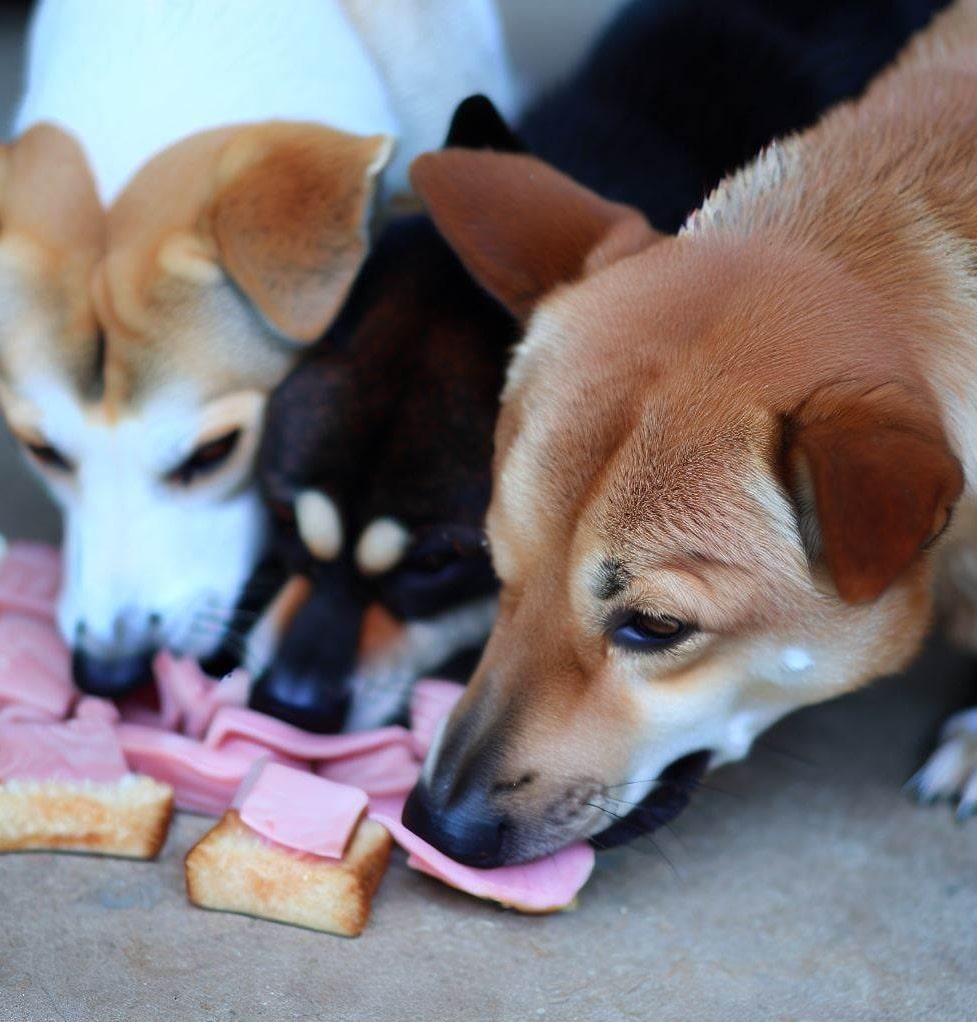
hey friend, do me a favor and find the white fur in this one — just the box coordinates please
[15,373,268,662]
[780,646,814,674]
[14,0,518,204]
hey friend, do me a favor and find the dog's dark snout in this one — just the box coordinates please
[249,673,350,734]
[249,580,360,733]
[71,648,155,697]
[403,780,508,868]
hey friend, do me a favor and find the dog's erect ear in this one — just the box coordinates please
[444,95,524,153]
[783,384,963,604]
[207,123,393,343]
[0,123,103,254]
[411,151,660,320]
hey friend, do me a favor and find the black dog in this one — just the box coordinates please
[251,0,949,734]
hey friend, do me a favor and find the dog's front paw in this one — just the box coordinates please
[907,707,977,820]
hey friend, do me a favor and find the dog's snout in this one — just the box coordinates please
[403,780,508,868]
[71,647,155,697]
[249,577,362,733]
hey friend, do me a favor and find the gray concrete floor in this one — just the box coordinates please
[1,3,976,1020]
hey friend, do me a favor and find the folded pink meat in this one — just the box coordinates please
[234,760,366,858]
[119,652,250,737]
[0,615,74,720]
[0,542,62,620]
[0,718,128,783]
[117,724,286,816]
[409,679,465,757]
[372,807,595,913]
[205,706,411,762]
[0,544,597,911]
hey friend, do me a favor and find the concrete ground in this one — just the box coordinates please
[0,3,976,1020]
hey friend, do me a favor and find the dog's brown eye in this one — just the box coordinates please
[24,440,73,473]
[168,430,241,486]
[611,613,689,652]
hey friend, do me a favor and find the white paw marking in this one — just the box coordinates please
[907,707,977,821]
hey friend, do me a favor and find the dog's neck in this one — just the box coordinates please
[13,0,397,205]
[684,51,977,496]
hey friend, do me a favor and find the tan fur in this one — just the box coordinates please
[0,775,173,858]
[185,810,392,937]
[409,1,977,859]
[0,119,390,427]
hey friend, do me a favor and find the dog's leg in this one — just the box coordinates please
[908,507,977,818]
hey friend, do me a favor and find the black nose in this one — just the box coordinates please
[71,648,155,698]
[249,669,350,733]
[249,577,360,733]
[402,781,508,868]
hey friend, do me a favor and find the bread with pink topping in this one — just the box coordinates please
[185,810,392,937]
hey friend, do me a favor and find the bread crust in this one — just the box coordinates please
[0,776,174,858]
[185,810,392,937]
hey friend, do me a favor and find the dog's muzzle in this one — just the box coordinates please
[71,647,155,698]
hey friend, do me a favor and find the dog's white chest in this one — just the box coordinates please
[14,0,399,204]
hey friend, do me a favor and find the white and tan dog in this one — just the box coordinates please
[0,0,517,695]
[406,0,977,866]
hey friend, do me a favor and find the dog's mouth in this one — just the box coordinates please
[592,749,711,850]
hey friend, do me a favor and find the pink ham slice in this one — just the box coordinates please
[0,542,62,620]
[117,723,294,816]
[0,718,128,783]
[409,679,465,756]
[151,652,251,739]
[317,740,420,797]
[371,804,596,914]
[205,706,411,762]
[0,615,74,720]
[234,760,367,859]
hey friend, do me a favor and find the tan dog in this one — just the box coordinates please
[404,0,977,866]
[0,121,388,693]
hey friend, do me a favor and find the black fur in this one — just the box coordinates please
[253,0,949,733]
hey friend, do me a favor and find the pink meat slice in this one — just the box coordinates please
[73,696,122,725]
[235,760,367,859]
[0,542,62,620]
[205,706,411,762]
[410,679,465,756]
[0,614,74,719]
[152,651,250,738]
[0,718,128,783]
[316,740,421,797]
[371,803,595,913]
[117,723,275,816]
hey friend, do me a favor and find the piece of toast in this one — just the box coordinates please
[0,775,174,858]
[185,810,392,937]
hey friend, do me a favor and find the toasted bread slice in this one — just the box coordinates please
[0,775,174,858]
[185,810,392,937]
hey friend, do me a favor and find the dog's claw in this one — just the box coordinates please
[909,707,977,820]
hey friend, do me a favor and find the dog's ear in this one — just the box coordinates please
[411,150,661,320]
[782,384,963,604]
[444,95,524,153]
[206,123,393,343]
[0,123,104,254]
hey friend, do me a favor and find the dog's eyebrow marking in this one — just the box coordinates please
[295,489,343,561]
[355,517,411,576]
[593,559,631,600]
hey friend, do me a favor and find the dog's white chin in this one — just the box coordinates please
[57,484,269,662]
